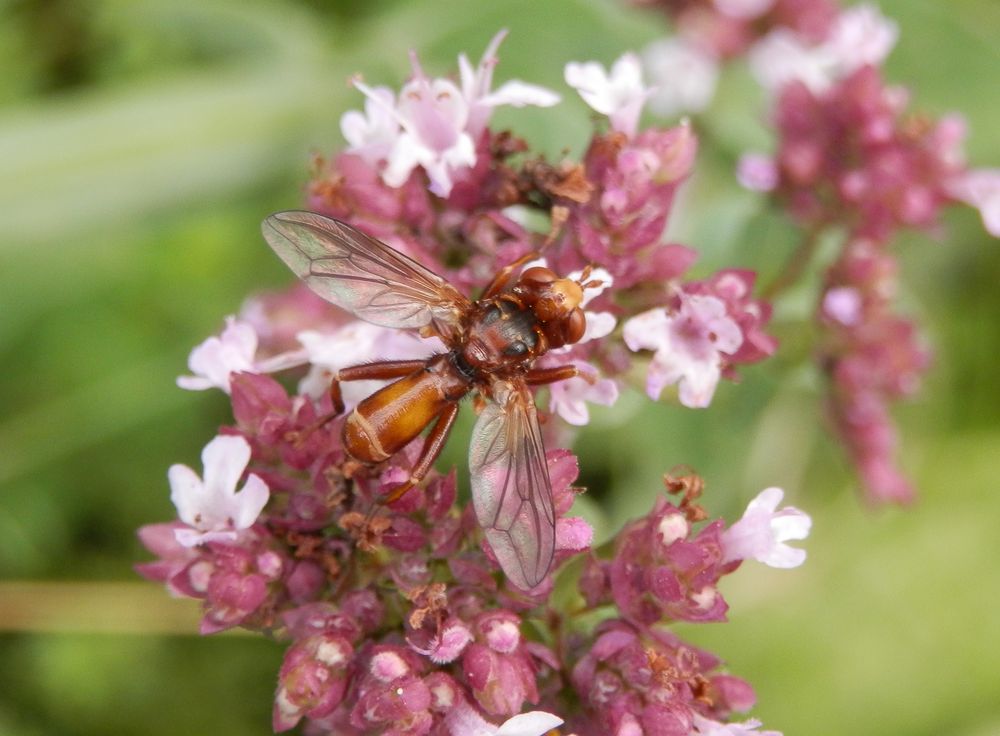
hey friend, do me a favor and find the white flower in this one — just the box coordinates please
[722,487,811,568]
[445,701,563,736]
[565,52,652,137]
[169,435,269,547]
[460,29,561,138]
[177,317,258,393]
[713,0,775,18]
[693,714,783,736]
[825,3,898,74]
[749,3,897,94]
[381,70,476,197]
[177,317,306,394]
[948,168,1000,237]
[748,29,838,93]
[623,294,743,408]
[642,37,720,118]
[340,84,401,165]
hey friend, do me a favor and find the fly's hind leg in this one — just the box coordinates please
[381,402,460,505]
[329,359,429,414]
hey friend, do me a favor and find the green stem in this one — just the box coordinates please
[761,226,826,301]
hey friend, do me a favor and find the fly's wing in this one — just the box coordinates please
[262,211,470,340]
[469,379,556,590]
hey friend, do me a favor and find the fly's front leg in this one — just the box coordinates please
[525,363,593,386]
[381,402,460,505]
[482,251,542,299]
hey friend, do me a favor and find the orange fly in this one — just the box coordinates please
[262,211,599,590]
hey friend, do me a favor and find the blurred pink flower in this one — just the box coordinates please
[722,487,811,568]
[949,168,1000,237]
[642,37,720,117]
[340,85,400,165]
[565,53,652,137]
[749,3,897,93]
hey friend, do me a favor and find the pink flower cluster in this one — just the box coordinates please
[304,40,776,412]
[818,241,930,503]
[730,4,997,502]
[140,31,808,735]
[747,66,981,241]
[636,0,838,61]
[631,0,998,502]
[139,406,807,734]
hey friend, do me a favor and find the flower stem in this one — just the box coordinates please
[761,226,825,301]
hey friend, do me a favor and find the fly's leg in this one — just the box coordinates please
[330,359,429,414]
[524,364,593,386]
[482,251,543,299]
[381,403,460,505]
[300,359,430,440]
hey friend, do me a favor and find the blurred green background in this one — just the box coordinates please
[1,0,998,734]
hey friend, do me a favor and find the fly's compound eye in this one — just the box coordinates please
[503,341,529,357]
[520,266,557,286]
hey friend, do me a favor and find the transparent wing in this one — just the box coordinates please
[262,211,470,338]
[469,379,555,590]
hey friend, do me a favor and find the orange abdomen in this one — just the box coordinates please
[343,359,469,464]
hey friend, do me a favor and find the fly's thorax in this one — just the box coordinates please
[460,298,540,372]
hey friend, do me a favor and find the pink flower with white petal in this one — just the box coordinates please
[722,487,811,568]
[623,294,743,408]
[444,700,563,736]
[642,37,720,118]
[169,435,269,547]
[948,168,1000,237]
[177,316,306,394]
[177,317,257,393]
[340,85,400,165]
[565,53,652,137]
[381,66,475,197]
[352,33,559,198]
[460,29,561,138]
[548,361,619,426]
